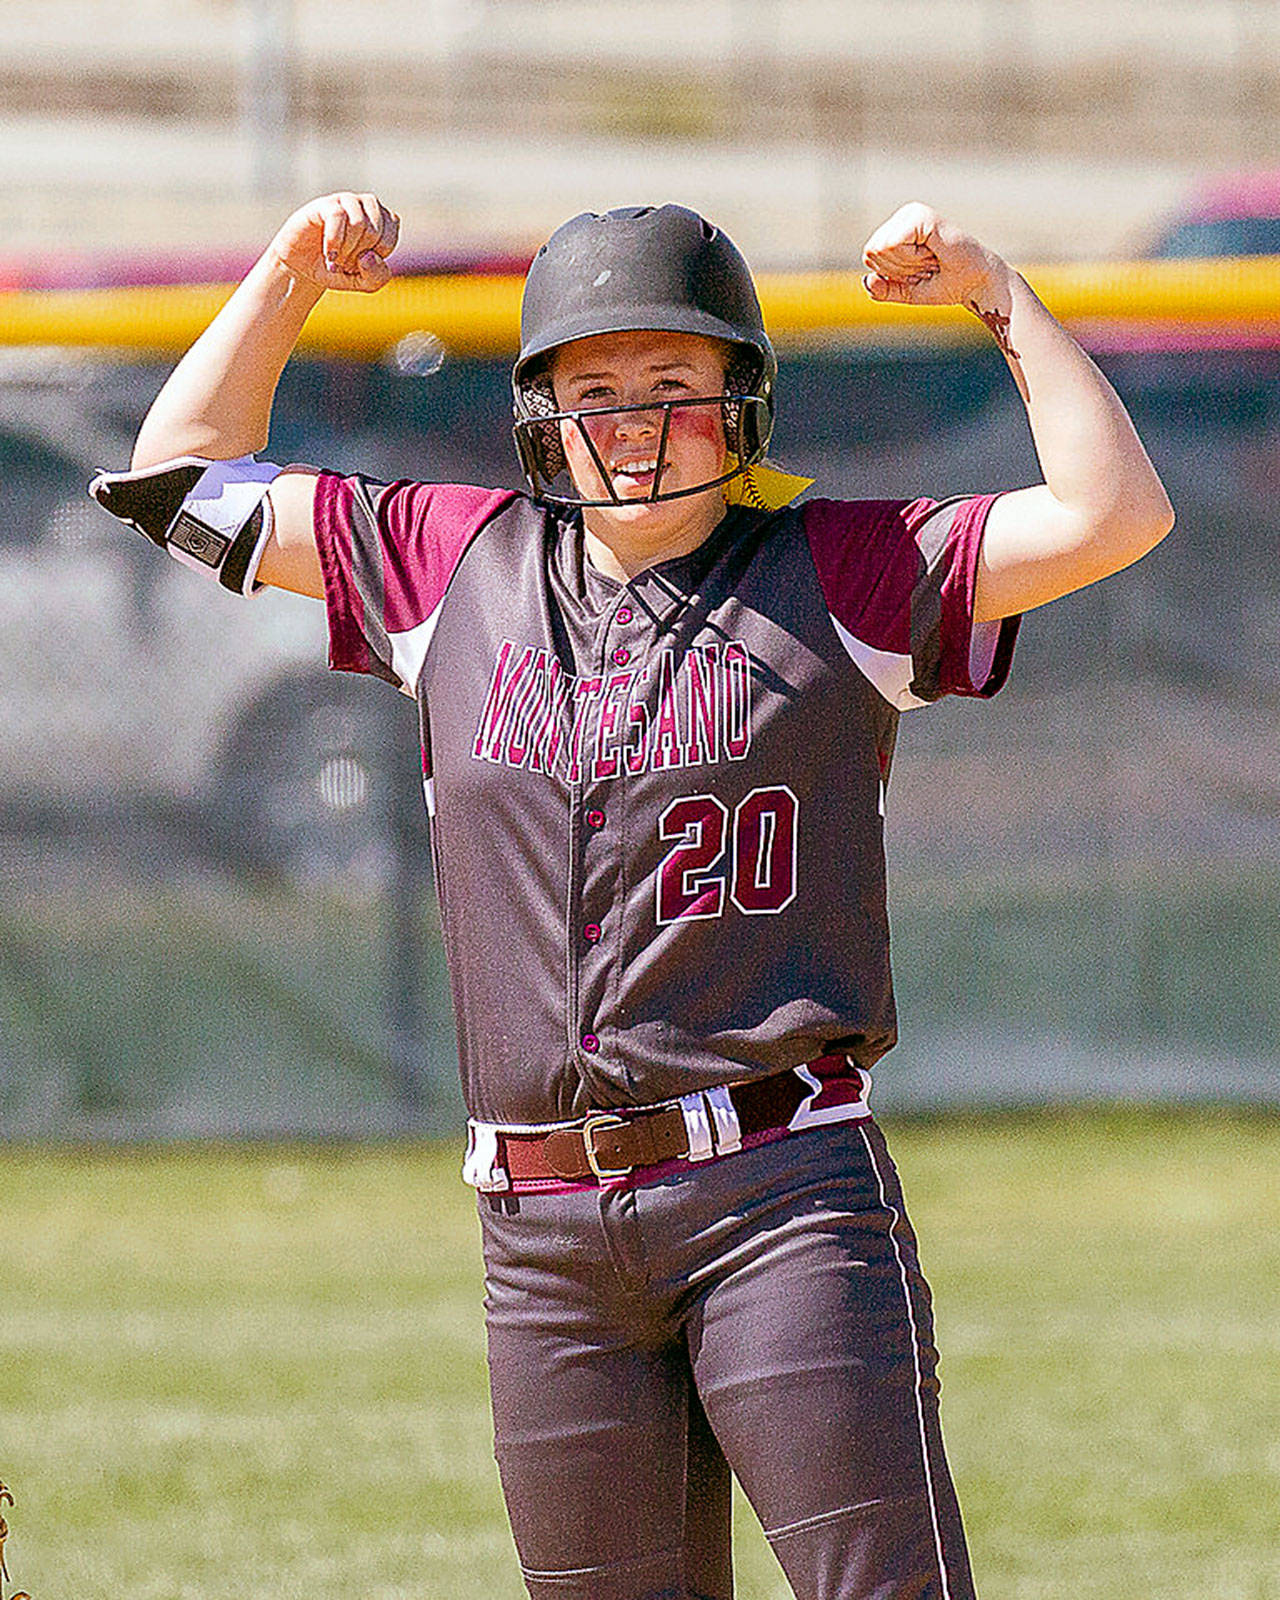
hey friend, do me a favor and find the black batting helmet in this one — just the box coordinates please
[512,204,777,504]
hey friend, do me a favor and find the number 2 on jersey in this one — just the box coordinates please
[655,785,798,924]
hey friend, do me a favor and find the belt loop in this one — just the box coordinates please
[787,1061,872,1131]
[704,1084,742,1154]
[678,1092,715,1161]
[462,1121,510,1192]
[787,1064,823,1130]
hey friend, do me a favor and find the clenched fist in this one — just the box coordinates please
[267,191,401,293]
[861,202,1008,308]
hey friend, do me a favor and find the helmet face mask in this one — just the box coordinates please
[512,205,776,505]
[513,389,773,508]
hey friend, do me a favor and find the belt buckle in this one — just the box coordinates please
[582,1112,631,1180]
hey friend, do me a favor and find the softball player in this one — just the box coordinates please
[93,192,1172,1600]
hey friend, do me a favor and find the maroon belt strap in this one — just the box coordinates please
[498,1063,844,1183]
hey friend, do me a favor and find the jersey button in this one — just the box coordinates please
[615,605,633,625]
[583,922,602,943]
[586,808,605,830]
[610,645,631,667]
[581,1032,600,1053]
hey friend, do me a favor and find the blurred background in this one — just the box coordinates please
[2,0,1279,1136]
[6,0,1280,264]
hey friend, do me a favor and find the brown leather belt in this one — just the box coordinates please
[497,1061,849,1184]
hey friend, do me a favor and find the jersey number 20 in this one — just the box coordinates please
[656,785,798,924]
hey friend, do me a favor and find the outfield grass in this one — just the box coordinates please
[0,1111,1277,1599]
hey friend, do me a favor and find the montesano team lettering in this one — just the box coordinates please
[472,639,753,783]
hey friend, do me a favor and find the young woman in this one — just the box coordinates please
[98,192,1172,1600]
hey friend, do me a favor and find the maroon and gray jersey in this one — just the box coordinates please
[315,478,1019,1124]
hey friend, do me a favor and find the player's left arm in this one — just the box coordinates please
[862,203,1175,624]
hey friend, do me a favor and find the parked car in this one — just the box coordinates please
[1074,171,1280,356]
[1144,171,1280,259]
[0,366,421,884]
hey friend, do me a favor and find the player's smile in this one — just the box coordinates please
[608,454,659,492]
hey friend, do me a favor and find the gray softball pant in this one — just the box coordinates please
[479,1116,977,1600]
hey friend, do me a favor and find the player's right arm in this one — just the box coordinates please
[128,192,400,599]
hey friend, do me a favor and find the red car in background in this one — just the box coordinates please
[1145,171,1280,259]
[1075,171,1280,354]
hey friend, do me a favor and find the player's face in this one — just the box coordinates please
[549,331,729,512]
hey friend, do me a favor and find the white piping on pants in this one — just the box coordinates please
[857,1123,954,1600]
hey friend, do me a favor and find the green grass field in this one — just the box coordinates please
[1,1111,1277,1599]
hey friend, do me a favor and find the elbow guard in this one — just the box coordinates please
[88,455,282,595]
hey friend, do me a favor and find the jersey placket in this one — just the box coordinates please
[570,586,647,1091]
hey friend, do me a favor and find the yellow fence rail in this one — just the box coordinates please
[3,257,1280,358]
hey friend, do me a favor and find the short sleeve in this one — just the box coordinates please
[803,494,1020,709]
[314,474,517,692]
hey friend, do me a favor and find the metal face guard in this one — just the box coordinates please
[513,394,770,509]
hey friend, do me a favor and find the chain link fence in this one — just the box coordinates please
[1,340,1276,1137]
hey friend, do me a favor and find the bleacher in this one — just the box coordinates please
[4,0,1278,264]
